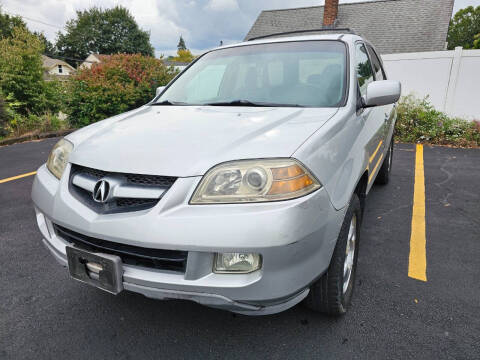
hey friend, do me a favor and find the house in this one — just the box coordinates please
[245,0,455,54]
[80,54,108,69]
[41,55,76,80]
[80,55,190,72]
[163,60,190,72]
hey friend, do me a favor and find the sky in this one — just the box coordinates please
[1,0,480,57]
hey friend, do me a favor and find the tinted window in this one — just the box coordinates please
[355,43,374,96]
[156,41,347,107]
[367,45,385,80]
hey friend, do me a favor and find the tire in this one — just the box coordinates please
[375,137,393,185]
[304,194,362,315]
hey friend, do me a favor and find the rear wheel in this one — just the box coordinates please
[375,138,393,185]
[304,194,361,315]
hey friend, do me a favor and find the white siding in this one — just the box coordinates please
[47,64,74,76]
[80,54,102,69]
[382,48,480,119]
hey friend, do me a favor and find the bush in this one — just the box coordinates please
[395,95,480,147]
[0,95,7,137]
[0,26,62,116]
[4,111,68,138]
[0,91,67,138]
[67,54,178,127]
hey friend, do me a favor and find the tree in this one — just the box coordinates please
[177,35,186,51]
[0,26,60,115]
[56,6,154,64]
[473,33,480,49]
[447,6,480,49]
[171,49,195,63]
[67,54,178,127]
[0,93,8,137]
[0,7,26,38]
[33,31,56,55]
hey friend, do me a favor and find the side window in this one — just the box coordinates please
[355,43,374,96]
[367,45,385,80]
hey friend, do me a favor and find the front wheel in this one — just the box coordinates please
[304,194,361,315]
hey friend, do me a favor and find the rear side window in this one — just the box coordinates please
[355,43,374,96]
[367,45,386,80]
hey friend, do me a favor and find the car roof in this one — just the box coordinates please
[217,33,363,51]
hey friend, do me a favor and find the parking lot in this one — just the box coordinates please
[0,138,479,359]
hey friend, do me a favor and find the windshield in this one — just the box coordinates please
[155,41,347,107]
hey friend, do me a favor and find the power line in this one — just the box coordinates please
[2,9,64,30]
[2,8,165,56]
[21,15,64,30]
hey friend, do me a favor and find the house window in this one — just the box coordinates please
[58,65,63,74]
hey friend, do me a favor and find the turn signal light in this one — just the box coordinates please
[271,164,304,180]
[268,174,314,195]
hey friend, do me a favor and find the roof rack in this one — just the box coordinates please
[248,28,356,41]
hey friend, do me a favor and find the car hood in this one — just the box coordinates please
[68,105,338,177]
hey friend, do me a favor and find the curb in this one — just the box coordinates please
[0,129,75,147]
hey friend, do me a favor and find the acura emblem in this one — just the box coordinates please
[93,180,110,203]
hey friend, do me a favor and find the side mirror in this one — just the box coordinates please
[363,80,401,107]
[156,86,166,96]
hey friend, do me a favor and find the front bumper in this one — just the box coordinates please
[32,164,346,315]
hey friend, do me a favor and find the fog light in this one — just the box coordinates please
[214,253,261,273]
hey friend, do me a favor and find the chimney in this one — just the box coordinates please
[323,0,339,28]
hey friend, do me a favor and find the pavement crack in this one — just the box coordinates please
[434,156,454,188]
[374,204,410,217]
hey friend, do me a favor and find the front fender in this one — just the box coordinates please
[293,106,369,211]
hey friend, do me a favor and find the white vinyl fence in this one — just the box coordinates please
[382,47,480,120]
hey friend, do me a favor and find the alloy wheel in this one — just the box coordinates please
[343,214,357,294]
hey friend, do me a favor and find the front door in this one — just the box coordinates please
[354,42,385,187]
[366,44,396,148]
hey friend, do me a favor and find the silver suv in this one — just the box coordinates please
[32,32,400,316]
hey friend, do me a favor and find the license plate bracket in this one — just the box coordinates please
[66,246,123,294]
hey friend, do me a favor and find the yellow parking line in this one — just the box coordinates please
[408,144,427,281]
[0,171,37,184]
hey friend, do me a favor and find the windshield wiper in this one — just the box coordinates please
[151,100,188,106]
[205,100,303,107]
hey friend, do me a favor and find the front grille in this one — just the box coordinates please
[125,173,175,187]
[55,225,187,273]
[69,164,177,214]
[116,198,158,207]
[78,166,175,187]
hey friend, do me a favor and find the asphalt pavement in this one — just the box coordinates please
[0,139,479,359]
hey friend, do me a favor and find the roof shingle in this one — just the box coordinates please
[41,55,75,70]
[245,0,455,54]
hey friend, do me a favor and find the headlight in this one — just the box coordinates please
[190,159,320,204]
[46,139,73,179]
[214,253,261,273]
